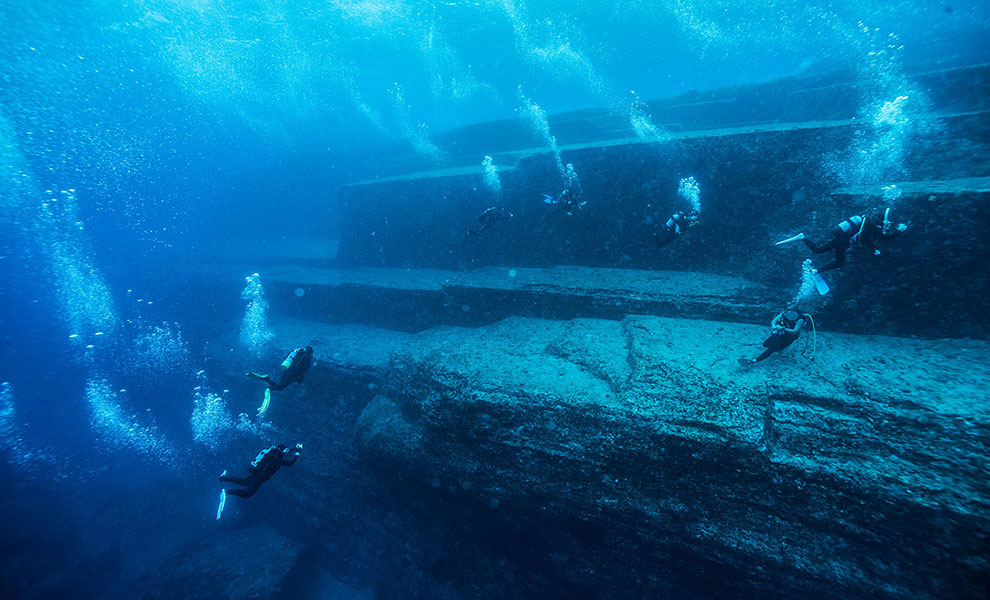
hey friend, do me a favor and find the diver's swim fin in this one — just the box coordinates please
[258,388,271,416]
[216,488,227,520]
[774,232,805,246]
[813,271,830,295]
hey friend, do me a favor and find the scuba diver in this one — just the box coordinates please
[217,443,302,518]
[463,206,513,244]
[247,346,313,392]
[737,309,812,366]
[543,168,585,216]
[776,208,908,272]
[654,210,700,249]
[246,346,314,415]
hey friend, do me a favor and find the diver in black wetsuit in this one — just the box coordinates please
[655,210,699,249]
[220,443,302,499]
[247,346,313,392]
[738,309,809,366]
[543,172,585,216]
[776,209,908,271]
[463,206,513,243]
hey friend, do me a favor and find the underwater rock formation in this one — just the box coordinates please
[140,525,301,600]
[333,63,990,339]
[263,315,989,599]
[256,265,781,332]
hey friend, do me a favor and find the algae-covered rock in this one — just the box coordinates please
[345,315,989,599]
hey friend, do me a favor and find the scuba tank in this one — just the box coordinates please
[836,214,864,234]
[281,348,301,370]
[251,446,274,469]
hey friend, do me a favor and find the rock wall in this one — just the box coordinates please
[334,64,990,339]
[254,315,989,599]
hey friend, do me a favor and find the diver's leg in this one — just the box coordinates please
[225,474,263,498]
[239,477,264,499]
[224,487,251,498]
[220,474,250,485]
[654,228,675,249]
[802,235,837,254]
[778,336,798,352]
[755,348,776,362]
[271,374,290,392]
[247,372,280,388]
[818,246,846,272]
[756,335,785,361]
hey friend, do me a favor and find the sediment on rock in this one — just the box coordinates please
[263,314,989,600]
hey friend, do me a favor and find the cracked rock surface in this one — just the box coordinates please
[268,314,989,599]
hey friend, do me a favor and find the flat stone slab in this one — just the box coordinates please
[269,313,989,599]
[256,265,783,332]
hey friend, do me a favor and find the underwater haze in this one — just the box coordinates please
[1,1,989,599]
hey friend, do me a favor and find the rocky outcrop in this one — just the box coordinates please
[265,314,989,599]
[139,526,302,600]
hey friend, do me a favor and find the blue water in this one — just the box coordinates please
[1,2,988,599]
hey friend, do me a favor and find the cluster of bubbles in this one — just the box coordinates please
[39,189,118,344]
[388,83,444,162]
[131,323,192,380]
[190,390,235,451]
[564,163,582,196]
[240,273,274,358]
[0,383,23,456]
[677,177,701,213]
[628,92,665,142]
[517,86,565,177]
[882,184,902,206]
[496,0,609,99]
[85,377,172,462]
[191,370,273,452]
[791,259,819,307]
[482,155,502,197]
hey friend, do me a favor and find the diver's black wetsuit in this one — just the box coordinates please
[464,207,512,241]
[248,346,313,391]
[802,215,881,272]
[655,213,697,248]
[220,445,300,498]
[550,186,586,216]
[756,313,807,362]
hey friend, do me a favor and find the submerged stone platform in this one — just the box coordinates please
[178,263,784,333]
[253,314,989,600]
[258,265,782,332]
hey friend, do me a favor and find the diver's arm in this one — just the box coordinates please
[786,319,805,335]
[770,313,783,329]
[282,451,299,466]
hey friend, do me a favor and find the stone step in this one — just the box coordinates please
[244,265,784,332]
